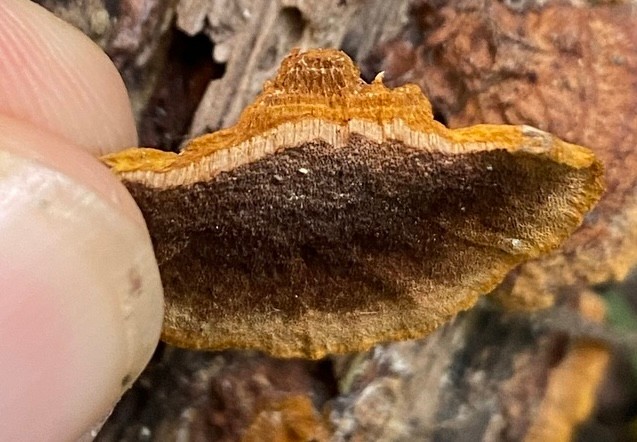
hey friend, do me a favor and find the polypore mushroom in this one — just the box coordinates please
[102,49,603,359]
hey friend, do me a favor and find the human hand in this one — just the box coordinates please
[0,0,164,439]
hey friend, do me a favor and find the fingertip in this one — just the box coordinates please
[0,0,138,154]
[0,114,144,226]
[0,3,165,438]
[0,151,163,440]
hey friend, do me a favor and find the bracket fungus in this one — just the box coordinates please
[102,49,603,359]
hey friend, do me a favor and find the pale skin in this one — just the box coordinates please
[0,0,164,439]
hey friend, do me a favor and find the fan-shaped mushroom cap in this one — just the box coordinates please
[103,49,603,359]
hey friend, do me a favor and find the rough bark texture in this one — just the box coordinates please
[178,0,412,139]
[328,294,611,442]
[36,0,637,440]
[95,348,336,441]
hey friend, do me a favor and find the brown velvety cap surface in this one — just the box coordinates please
[104,49,603,358]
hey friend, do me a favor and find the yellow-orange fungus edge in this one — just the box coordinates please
[102,49,598,188]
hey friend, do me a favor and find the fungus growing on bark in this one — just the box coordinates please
[102,49,604,359]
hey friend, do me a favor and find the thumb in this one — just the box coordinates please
[0,1,163,440]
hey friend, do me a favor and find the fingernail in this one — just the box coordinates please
[0,150,163,440]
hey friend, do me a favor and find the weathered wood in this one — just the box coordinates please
[178,0,411,137]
